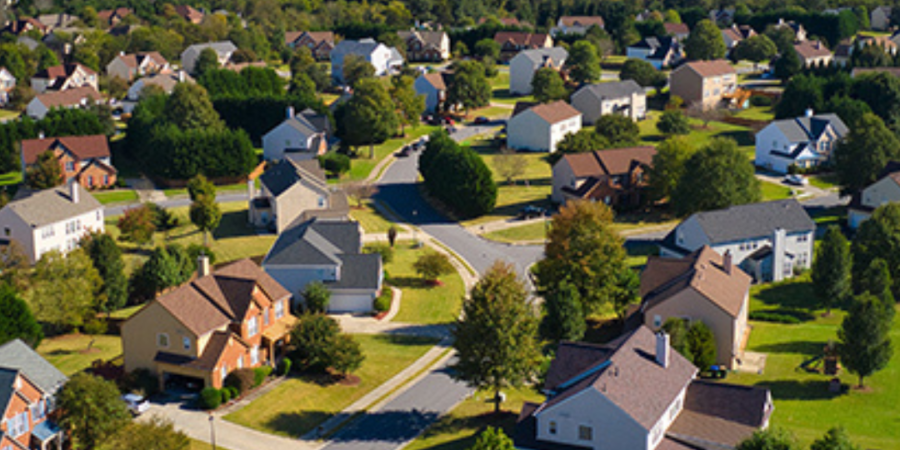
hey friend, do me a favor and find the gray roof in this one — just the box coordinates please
[259,158,326,198]
[6,183,102,227]
[575,80,644,101]
[0,339,68,395]
[263,217,363,266]
[184,41,237,57]
[284,114,322,138]
[691,199,815,244]
[515,47,569,66]
[332,38,382,57]
[771,113,848,143]
[329,253,382,289]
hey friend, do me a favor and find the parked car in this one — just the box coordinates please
[517,205,547,220]
[473,116,489,124]
[122,393,150,416]
[784,174,808,186]
[397,145,412,157]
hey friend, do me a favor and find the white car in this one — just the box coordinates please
[784,174,808,186]
[122,393,150,416]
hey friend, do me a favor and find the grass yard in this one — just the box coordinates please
[760,180,794,201]
[163,181,253,198]
[190,439,230,450]
[37,334,122,376]
[491,89,536,105]
[731,106,775,122]
[109,304,144,320]
[808,206,845,228]
[386,241,465,325]
[0,171,21,187]
[638,111,756,159]
[808,173,839,191]
[405,388,543,450]
[346,126,441,182]
[0,109,20,121]
[483,220,547,244]
[106,201,276,274]
[224,334,438,438]
[92,189,139,205]
[349,199,397,234]
[468,105,513,119]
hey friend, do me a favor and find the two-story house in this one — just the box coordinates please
[415,71,453,113]
[26,86,103,120]
[0,339,68,450]
[248,157,348,233]
[793,40,833,67]
[0,67,16,106]
[507,101,582,153]
[284,31,335,60]
[330,39,404,84]
[21,135,117,189]
[494,32,553,62]
[181,41,237,75]
[664,23,690,41]
[96,8,133,28]
[397,30,450,62]
[30,63,98,94]
[3,18,47,36]
[126,71,192,102]
[0,181,104,264]
[570,80,646,123]
[106,51,170,81]
[660,199,816,283]
[640,246,752,369]
[754,110,847,174]
[551,146,656,208]
[626,36,683,69]
[262,107,330,162]
[263,217,383,312]
[721,24,757,51]
[173,5,205,24]
[669,59,736,109]
[122,258,296,391]
[514,327,773,450]
[509,47,568,95]
[773,18,807,42]
[848,161,900,229]
[550,16,605,35]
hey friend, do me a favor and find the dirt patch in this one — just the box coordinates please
[78,348,101,355]
[337,374,361,386]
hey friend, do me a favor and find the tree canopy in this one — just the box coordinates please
[812,226,851,314]
[834,113,900,196]
[0,284,42,348]
[684,19,727,60]
[565,40,602,85]
[58,373,131,449]
[852,203,900,300]
[335,77,399,157]
[839,293,893,387]
[531,67,567,103]
[447,60,491,114]
[671,138,761,216]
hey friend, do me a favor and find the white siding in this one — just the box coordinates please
[536,388,649,450]
[0,205,104,264]
[262,121,313,161]
[551,158,576,203]
[509,53,539,95]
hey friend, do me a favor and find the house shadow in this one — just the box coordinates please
[213,210,255,239]
[753,280,819,311]
[325,409,442,443]
[716,130,754,146]
[753,379,846,401]
[753,340,824,358]
[372,183,455,227]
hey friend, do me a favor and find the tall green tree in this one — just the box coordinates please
[81,232,128,313]
[189,195,222,246]
[839,293,893,387]
[684,19,727,60]
[686,321,717,370]
[446,60,491,115]
[858,258,895,324]
[656,110,690,135]
[117,205,156,244]
[671,138,761,216]
[619,58,667,91]
[57,373,131,449]
[539,280,585,344]
[550,129,609,164]
[731,35,777,68]
[26,249,102,332]
[662,318,691,361]
[834,113,900,196]
[810,427,861,450]
[775,74,824,119]
[99,416,191,450]
[468,427,515,450]
[336,78,400,158]
[851,72,900,130]
[565,41,602,85]
[851,203,900,299]
[25,150,63,190]
[193,47,221,77]
[531,67,567,103]
[736,428,799,450]
[473,38,501,61]
[164,82,224,131]
[452,261,541,413]
[812,226,851,314]
[342,54,375,88]
[187,174,216,202]
[773,46,803,81]
[648,136,696,201]
[302,281,331,313]
[389,75,426,136]
[594,114,639,146]
[0,284,42,347]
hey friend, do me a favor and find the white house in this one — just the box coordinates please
[0,67,16,106]
[30,63,97,93]
[872,6,892,31]
[180,41,237,74]
[570,80,646,124]
[330,39,404,84]
[262,107,330,161]
[660,199,816,283]
[550,16,605,35]
[754,110,847,174]
[848,161,900,229]
[625,36,682,69]
[415,71,451,113]
[507,101,581,153]
[0,181,104,263]
[126,71,192,101]
[509,47,568,95]
[26,86,103,120]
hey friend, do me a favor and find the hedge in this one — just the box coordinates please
[200,387,221,410]
[374,288,391,312]
[749,311,803,324]
[253,366,273,387]
[224,368,256,395]
[278,358,292,376]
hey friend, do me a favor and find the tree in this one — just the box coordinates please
[189,195,222,246]
[834,113,900,196]
[389,75,426,135]
[57,373,131,449]
[812,226,851,314]
[492,151,528,185]
[858,258,895,323]
[336,78,399,158]
[565,41,601,85]
[839,293,893,387]
[468,427,515,450]
[193,47,220,77]
[731,35,777,68]
[342,54,375,88]
[656,110,690,135]
[810,427,861,450]
[452,261,541,413]
[686,321,717,370]
[289,71,317,99]
[117,205,156,244]
[550,129,609,164]
[413,251,454,282]
[534,201,627,315]
[662,318,691,361]
[302,281,331,313]
[685,19,727,60]
[164,82,224,131]
[187,174,216,202]
[26,249,102,332]
[531,68,567,103]
[420,135,497,218]
[648,136,695,201]
[539,280,585,344]
[595,114,639,146]
[671,138,761,216]
[330,334,365,377]
[473,38,501,61]
[773,46,803,81]
[851,203,900,299]
[0,284,42,347]
[611,268,640,321]
[129,246,185,302]
[775,74,824,119]
[446,60,491,115]
[290,314,341,372]
[851,72,900,130]
[826,95,871,128]
[81,232,128,313]
[736,428,799,450]
[25,150,63,190]
[619,58,667,91]
[99,416,190,450]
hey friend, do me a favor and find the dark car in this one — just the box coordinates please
[473,116,490,124]
[517,205,546,220]
[397,146,412,157]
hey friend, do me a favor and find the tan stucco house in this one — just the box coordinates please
[669,59,736,109]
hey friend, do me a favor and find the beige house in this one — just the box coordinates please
[397,30,450,61]
[849,161,900,229]
[793,40,833,67]
[30,63,98,94]
[121,259,296,391]
[106,52,170,81]
[640,246,752,370]
[669,59,736,109]
[249,158,348,233]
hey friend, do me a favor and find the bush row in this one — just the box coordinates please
[199,366,275,410]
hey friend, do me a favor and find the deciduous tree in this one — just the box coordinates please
[26,249,102,332]
[473,38,501,61]
[671,138,761,216]
[81,232,128,313]
[594,114,639,146]
[302,281,331,313]
[550,129,609,164]
[25,150,63,190]
[686,321,716,370]
[193,47,220,77]
[732,35,777,68]
[619,58,666,92]
[99,416,191,450]
[531,67,567,103]
[834,113,900,196]
[117,205,156,244]
[413,251,454,282]
[839,293,893,387]
[389,75,426,135]
[342,54,375,88]
[565,41,602,85]
[685,19,727,60]
[648,136,696,201]
[335,78,399,158]
[189,195,222,246]
[57,373,131,449]
[164,82,224,131]
[0,284,42,347]
[469,427,515,450]
[187,174,216,202]
[812,226,851,314]
[656,110,690,135]
[447,60,491,115]
[539,280,585,344]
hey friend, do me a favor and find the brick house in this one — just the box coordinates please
[494,31,553,61]
[551,146,656,207]
[284,31,335,60]
[21,135,117,189]
[397,30,450,61]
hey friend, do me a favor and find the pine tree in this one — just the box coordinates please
[812,226,851,314]
[0,284,43,347]
[839,293,893,387]
[539,281,586,344]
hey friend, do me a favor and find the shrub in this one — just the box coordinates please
[750,95,773,107]
[124,368,159,398]
[318,152,351,177]
[414,251,454,281]
[302,281,332,313]
[364,242,394,264]
[224,368,255,394]
[200,387,221,410]
[278,358,292,376]
[656,110,690,135]
[253,366,273,386]
[226,386,239,399]
[749,311,803,324]
[374,289,392,312]
[220,387,232,403]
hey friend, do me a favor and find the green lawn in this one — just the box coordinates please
[387,241,465,325]
[405,388,543,450]
[0,171,21,187]
[760,180,794,201]
[0,109,20,120]
[346,126,441,182]
[163,181,252,198]
[483,221,547,244]
[349,199,397,234]
[109,304,144,320]
[37,334,122,376]
[731,106,775,122]
[468,105,512,119]
[490,71,509,90]
[92,190,139,205]
[224,334,438,437]
[808,173,839,190]
[639,111,756,159]
[190,439,229,450]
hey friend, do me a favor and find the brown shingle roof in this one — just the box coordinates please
[33,86,103,109]
[117,52,168,69]
[398,30,446,49]
[722,27,743,42]
[173,5,204,22]
[682,59,735,77]
[664,23,689,35]
[793,40,831,59]
[285,31,334,45]
[667,381,772,448]
[34,62,97,79]
[494,31,550,48]
[21,135,110,165]
[97,7,132,26]
[526,100,580,123]
[559,16,605,28]
[421,72,448,90]
[561,146,656,178]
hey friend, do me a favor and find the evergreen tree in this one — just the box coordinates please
[834,113,900,196]
[189,195,222,246]
[336,78,399,158]
[0,284,43,347]
[594,114,639,146]
[851,203,900,299]
[812,226,851,314]
[193,47,220,77]
[81,232,128,313]
[648,136,695,201]
[686,321,717,370]
[539,280,586,344]
[810,427,861,450]
[839,293,893,387]
[858,258,895,323]
[661,318,691,361]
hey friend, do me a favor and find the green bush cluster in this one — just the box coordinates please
[749,95,773,107]
[374,289,392,313]
[224,368,256,395]
[749,311,805,324]
[253,366,273,386]
[199,387,221,410]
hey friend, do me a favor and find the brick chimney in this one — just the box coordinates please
[723,250,733,275]
[656,332,670,368]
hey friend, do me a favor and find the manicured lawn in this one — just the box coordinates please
[809,206,845,228]
[405,388,543,450]
[467,105,512,119]
[484,208,677,245]
[349,199,397,234]
[490,71,509,90]
[0,109,20,120]
[760,180,794,201]
[109,304,144,320]
[731,106,775,122]
[224,334,438,438]
[638,111,756,159]
[92,189,139,205]
[491,89,536,105]
[808,173,839,190]
[483,221,547,244]
[37,334,122,376]
[163,181,252,198]
[346,126,441,181]
[387,241,465,325]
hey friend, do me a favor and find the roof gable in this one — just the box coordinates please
[21,135,110,165]
[679,59,735,78]
[0,339,67,395]
[5,183,102,227]
[688,199,816,244]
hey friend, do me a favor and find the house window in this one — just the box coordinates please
[157,333,169,348]
[549,421,557,435]
[220,364,227,383]
[183,337,191,351]
[263,308,270,326]
[3,228,8,236]
[578,425,593,441]
[237,355,244,369]
[65,161,74,171]
[275,300,284,319]
[248,316,258,337]
[103,175,109,185]
[653,315,662,328]
[251,346,259,365]
[87,175,93,187]
[31,399,46,421]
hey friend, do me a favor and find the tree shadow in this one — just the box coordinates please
[265,411,333,437]
[388,276,432,290]
[752,379,847,401]
[716,130,754,146]
[583,318,625,345]
[753,280,819,311]
[753,340,825,357]
[329,409,442,443]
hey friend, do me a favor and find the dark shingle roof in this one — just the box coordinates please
[328,254,382,289]
[514,47,568,66]
[0,339,67,395]
[688,199,815,244]
[667,381,772,448]
[263,217,362,266]
[772,113,848,143]
[575,80,644,101]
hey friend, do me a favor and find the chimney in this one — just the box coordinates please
[286,106,295,119]
[38,131,44,139]
[805,108,814,117]
[70,180,79,203]
[197,254,210,278]
[723,250,733,275]
[656,332,670,368]
[772,228,787,282]
[246,178,255,198]
[178,70,185,82]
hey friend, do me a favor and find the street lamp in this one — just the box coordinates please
[209,413,217,450]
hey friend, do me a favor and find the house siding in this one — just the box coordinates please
[121,301,204,375]
[262,121,315,161]
[536,388,650,450]
[508,111,581,153]
[414,76,443,113]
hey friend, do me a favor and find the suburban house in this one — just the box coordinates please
[21,135,117,189]
[37,13,78,30]
[625,36,682,69]
[284,31,335,60]
[0,67,16,106]
[330,39,404,84]
[509,47,568,95]
[263,217,383,312]
[669,59,736,109]
[772,18,807,42]
[181,41,237,74]
[754,110,847,174]
[848,161,900,229]
[0,339,68,450]
[721,24,757,51]
[173,5,205,24]
[106,51,170,81]
[415,71,453,113]
[710,8,736,26]
[126,71,192,101]
[96,7,133,28]
[872,6,892,30]
[26,86,103,120]
[660,199,816,283]
[3,17,47,36]
[664,23,690,41]
[640,246,752,369]
[570,80,646,123]
[514,327,773,450]
[397,30,450,61]
[30,63,98,94]
[793,40,833,67]
[262,107,330,162]
[507,100,581,153]
[494,31,553,61]
[122,258,297,391]
[551,146,656,207]
[836,35,898,65]
[0,181,104,263]
[550,16,605,35]
[248,158,348,233]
